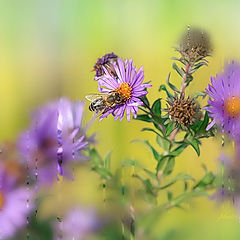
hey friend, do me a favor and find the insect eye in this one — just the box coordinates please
[115,93,121,102]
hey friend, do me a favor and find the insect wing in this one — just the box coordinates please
[85,94,106,102]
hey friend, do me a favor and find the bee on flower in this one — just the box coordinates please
[87,56,151,121]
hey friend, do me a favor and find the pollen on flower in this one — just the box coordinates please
[115,83,132,101]
[0,191,4,210]
[225,96,240,117]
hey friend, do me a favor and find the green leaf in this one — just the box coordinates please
[133,140,161,161]
[188,138,200,156]
[159,173,195,189]
[92,166,112,180]
[171,143,188,156]
[104,151,111,170]
[166,71,180,93]
[141,128,162,137]
[159,84,173,99]
[190,61,208,74]
[136,114,152,122]
[89,148,104,166]
[163,157,175,176]
[193,172,215,190]
[170,191,208,207]
[165,123,176,136]
[172,62,184,77]
[156,155,171,172]
[156,135,171,151]
[193,91,207,99]
[152,99,161,118]
[167,191,172,201]
[134,175,156,196]
[153,122,165,135]
[143,179,156,196]
[140,95,150,108]
[198,111,210,133]
[144,168,156,179]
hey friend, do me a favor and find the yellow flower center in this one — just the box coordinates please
[115,83,132,101]
[0,191,4,210]
[225,96,240,117]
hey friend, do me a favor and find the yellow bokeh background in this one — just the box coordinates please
[1,0,240,239]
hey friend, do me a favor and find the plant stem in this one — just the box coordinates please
[181,62,191,93]
[169,128,179,141]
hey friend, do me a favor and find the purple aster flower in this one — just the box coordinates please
[93,52,118,78]
[18,98,88,186]
[96,58,151,121]
[0,166,33,239]
[205,61,240,141]
[54,207,100,240]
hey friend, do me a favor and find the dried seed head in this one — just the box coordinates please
[93,52,118,77]
[178,27,212,62]
[167,93,200,126]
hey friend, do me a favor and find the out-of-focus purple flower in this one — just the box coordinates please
[18,98,88,185]
[0,167,33,239]
[205,61,240,140]
[54,207,100,240]
[97,58,151,121]
[93,52,118,78]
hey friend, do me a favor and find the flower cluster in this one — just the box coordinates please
[0,165,33,239]
[54,207,100,240]
[18,98,88,186]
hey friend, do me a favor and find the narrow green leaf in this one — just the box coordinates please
[171,143,188,156]
[143,179,156,196]
[92,166,112,180]
[163,157,175,176]
[136,114,152,122]
[104,151,111,170]
[188,139,200,156]
[193,172,215,190]
[89,148,104,166]
[172,62,184,77]
[156,154,174,172]
[166,71,180,93]
[141,128,162,137]
[133,140,161,161]
[140,95,150,108]
[156,135,171,151]
[198,111,210,133]
[167,191,172,201]
[193,91,207,99]
[144,169,156,179]
[158,84,173,99]
[152,99,161,118]
[159,173,195,190]
[165,123,176,136]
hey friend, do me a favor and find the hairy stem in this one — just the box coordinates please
[181,62,191,93]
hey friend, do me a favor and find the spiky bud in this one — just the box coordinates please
[178,27,212,62]
[167,93,200,126]
[93,52,118,78]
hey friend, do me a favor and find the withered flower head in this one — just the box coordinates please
[178,27,212,62]
[93,52,118,78]
[167,93,200,126]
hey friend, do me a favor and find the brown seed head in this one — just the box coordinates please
[167,93,200,126]
[178,27,212,62]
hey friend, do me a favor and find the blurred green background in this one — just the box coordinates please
[1,0,240,239]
